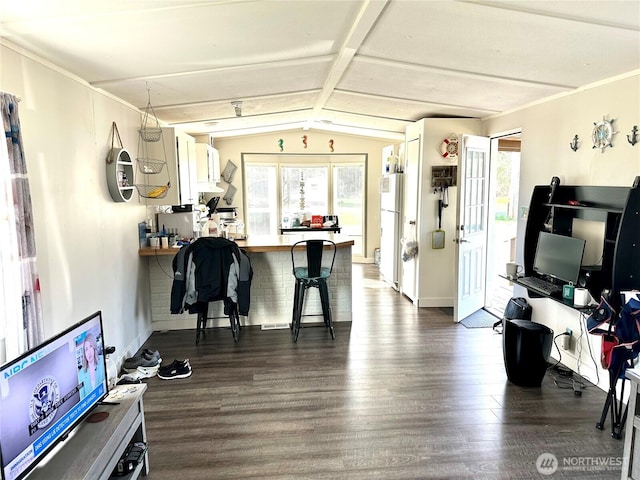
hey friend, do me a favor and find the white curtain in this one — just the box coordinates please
[0,92,43,362]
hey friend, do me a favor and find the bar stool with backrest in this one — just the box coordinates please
[290,239,337,342]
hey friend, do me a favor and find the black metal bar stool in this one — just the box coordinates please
[290,239,336,342]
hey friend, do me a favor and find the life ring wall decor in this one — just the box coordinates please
[440,135,459,162]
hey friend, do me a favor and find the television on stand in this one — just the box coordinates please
[0,311,109,480]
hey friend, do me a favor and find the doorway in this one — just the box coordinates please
[484,132,521,318]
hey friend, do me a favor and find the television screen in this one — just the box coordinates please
[0,311,108,480]
[533,231,586,284]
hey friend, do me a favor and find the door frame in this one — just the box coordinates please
[484,129,522,317]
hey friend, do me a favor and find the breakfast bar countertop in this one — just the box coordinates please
[138,233,354,256]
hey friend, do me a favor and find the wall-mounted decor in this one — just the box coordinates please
[439,135,458,162]
[278,138,284,151]
[223,183,237,205]
[221,159,237,183]
[592,116,616,152]
[431,165,457,188]
[627,126,638,146]
[302,134,308,148]
[570,134,580,152]
[105,122,134,203]
[329,139,334,152]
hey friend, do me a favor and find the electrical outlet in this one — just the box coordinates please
[563,328,572,350]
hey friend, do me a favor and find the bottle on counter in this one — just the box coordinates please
[208,218,219,237]
[200,217,219,237]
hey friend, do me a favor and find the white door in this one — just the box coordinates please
[454,135,490,322]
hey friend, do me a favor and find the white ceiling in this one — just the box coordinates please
[1,0,639,141]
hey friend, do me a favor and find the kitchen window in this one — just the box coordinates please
[242,154,365,256]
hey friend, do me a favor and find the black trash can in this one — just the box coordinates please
[503,319,554,387]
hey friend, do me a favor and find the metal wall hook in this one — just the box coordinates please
[627,126,638,146]
[570,134,579,152]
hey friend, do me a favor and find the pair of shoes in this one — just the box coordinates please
[123,350,162,372]
[157,359,192,380]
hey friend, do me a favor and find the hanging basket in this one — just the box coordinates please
[137,157,166,174]
[135,182,171,199]
[139,92,163,142]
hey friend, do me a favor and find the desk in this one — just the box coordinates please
[500,274,595,313]
[280,226,341,234]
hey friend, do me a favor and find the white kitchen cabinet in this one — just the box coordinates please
[195,143,223,193]
[139,127,197,206]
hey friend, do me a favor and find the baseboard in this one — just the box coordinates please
[417,297,453,308]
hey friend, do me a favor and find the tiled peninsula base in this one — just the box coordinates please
[143,236,353,331]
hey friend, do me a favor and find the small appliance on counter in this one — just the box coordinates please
[215,207,245,239]
[157,211,200,240]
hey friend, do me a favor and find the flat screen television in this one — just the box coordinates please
[0,311,108,480]
[533,231,586,284]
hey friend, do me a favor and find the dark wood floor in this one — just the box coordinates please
[140,264,624,479]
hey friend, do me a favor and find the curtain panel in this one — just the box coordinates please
[1,92,44,361]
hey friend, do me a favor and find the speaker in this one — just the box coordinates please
[578,266,603,300]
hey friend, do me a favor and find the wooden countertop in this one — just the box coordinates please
[138,233,354,256]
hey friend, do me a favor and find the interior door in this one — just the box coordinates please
[454,135,490,322]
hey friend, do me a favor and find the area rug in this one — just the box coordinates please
[460,309,501,328]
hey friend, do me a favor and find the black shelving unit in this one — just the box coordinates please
[523,177,640,309]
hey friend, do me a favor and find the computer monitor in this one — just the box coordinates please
[533,231,586,284]
[0,311,109,480]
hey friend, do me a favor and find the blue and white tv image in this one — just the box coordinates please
[0,311,108,480]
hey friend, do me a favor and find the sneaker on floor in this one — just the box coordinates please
[157,359,191,380]
[158,358,189,374]
[142,349,162,362]
[123,353,160,372]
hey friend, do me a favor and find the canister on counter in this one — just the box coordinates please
[562,282,575,301]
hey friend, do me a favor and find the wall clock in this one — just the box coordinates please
[592,116,616,152]
[440,135,459,162]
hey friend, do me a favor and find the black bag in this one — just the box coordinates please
[493,297,532,331]
[504,297,532,320]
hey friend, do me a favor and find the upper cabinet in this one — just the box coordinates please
[195,144,223,193]
[141,128,197,206]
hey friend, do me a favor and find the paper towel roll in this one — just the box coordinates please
[573,288,590,307]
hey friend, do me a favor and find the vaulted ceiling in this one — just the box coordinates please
[1,1,639,141]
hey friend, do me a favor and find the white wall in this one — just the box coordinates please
[482,71,640,389]
[207,130,393,262]
[406,118,482,307]
[0,41,153,365]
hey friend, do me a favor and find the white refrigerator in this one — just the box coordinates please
[379,174,403,289]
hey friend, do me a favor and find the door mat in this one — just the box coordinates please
[460,309,500,328]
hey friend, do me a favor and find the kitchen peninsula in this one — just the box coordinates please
[140,234,354,332]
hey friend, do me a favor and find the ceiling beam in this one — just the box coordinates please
[310,0,389,121]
